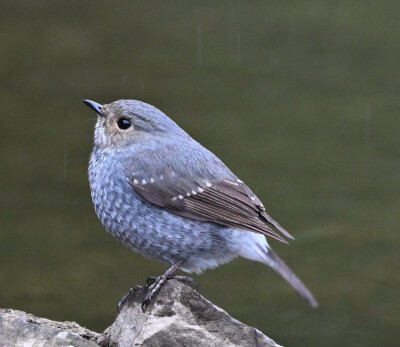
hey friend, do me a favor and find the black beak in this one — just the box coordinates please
[83,99,104,116]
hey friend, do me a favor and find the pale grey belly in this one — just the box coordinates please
[92,181,242,273]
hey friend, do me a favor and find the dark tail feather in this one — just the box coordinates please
[264,247,318,308]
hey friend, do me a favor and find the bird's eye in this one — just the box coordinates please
[117,118,132,130]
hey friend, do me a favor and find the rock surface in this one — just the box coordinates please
[0,281,281,347]
[0,308,100,347]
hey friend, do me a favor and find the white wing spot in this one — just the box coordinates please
[198,187,204,193]
[237,179,243,183]
[178,194,184,200]
[133,179,139,184]
[191,190,197,195]
[206,182,212,187]
[251,196,256,200]
[160,175,164,181]
[150,178,155,183]
[186,192,191,197]
[142,179,147,185]
[172,197,177,201]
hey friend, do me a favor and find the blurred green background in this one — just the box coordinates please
[0,1,399,346]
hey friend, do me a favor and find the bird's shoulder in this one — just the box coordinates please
[126,135,234,181]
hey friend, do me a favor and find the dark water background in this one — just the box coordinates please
[0,1,399,346]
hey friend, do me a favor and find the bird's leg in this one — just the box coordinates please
[146,274,196,288]
[142,259,196,311]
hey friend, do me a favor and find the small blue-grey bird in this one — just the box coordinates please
[83,99,318,309]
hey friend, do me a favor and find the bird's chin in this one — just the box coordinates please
[93,123,110,148]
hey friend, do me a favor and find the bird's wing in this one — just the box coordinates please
[128,166,294,244]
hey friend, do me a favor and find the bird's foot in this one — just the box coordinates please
[141,274,197,311]
[169,275,198,289]
[146,276,158,286]
[117,285,141,312]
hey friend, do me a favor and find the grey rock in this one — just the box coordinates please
[99,280,281,347]
[0,281,282,347]
[0,308,99,347]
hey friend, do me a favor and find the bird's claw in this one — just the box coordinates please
[146,276,157,286]
[141,274,197,312]
[141,297,152,311]
[117,286,141,312]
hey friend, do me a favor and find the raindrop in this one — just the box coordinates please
[237,33,241,63]
[63,145,68,179]
[198,26,202,65]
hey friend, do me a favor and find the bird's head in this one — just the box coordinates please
[83,99,187,148]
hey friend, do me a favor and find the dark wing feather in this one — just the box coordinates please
[130,174,293,243]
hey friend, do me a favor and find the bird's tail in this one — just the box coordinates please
[239,232,318,307]
[263,246,318,308]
